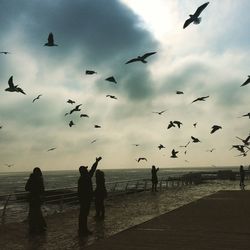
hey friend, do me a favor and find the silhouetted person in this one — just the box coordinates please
[239,165,245,190]
[25,167,46,234]
[151,165,159,192]
[94,170,107,219]
[78,157,102,236]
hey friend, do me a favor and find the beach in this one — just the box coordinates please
[0,179,246,250]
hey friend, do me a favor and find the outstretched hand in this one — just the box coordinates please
[96,156,102,162]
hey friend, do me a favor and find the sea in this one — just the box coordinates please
[0,166,239,196]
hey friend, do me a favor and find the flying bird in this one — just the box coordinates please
[69,120,75,127]
[94,125,101,128]
[152,110,167,115]
[32,94,42,103]
[158,144,165,150]
[176,91,184,94]
[191,96,209,103]
[5,76,26,95]
[125,52,156,64]
[5,164,13,168]
[239,112,250,119]
[47,147,56,152]
[171,149,179,158]
[191,136,201,143]
[183,2,210,29]
[80,114,89,118]
[85,70,97,75]
[236,135,250,146]
[137,157,147,162]
[67,99,75,104]
[167,121,175,129]
[0,51,10,55]
[207,148,215,152]
[105,76,117,84]
[230,145,249,154]
[210,125,222,134]
[180,141,190,148]
[70,104,82,114]
[133,144,140,147]
[106,95,118,100]
[240,75,250,87]
[91,139,97,144]
[44,33,58,46]
[0,125,2,129]
[193,122,198,128]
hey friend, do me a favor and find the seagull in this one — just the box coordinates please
[5,164,13,168]
[210,125,222,134]
[180,141,190,148]
[240,75,250,87]
[176,91,184,94]
[67,99,75,104]
[191,96,209,103]
[47,147,56,152]
[106,95,118,100]
[0,51,10,55]
[85,70,97,75]
[236,135,250,146]
[70,104,82,114]
[183,2,209,29]
[105,76,117,84]
[32,94,42,103]
[94,125,101,128]
[167,121,175,129]
[171,149,179,158]
[158,144,165,150]
[80,114,89,118]
[69,120,75,127]
[91,139,97,144]
[137,157,147,162]
[44,33,58,46]
[125,52,156,64]
[193,122,197,128]
[173,121,183,128]
[152,110,167,115]
[191,136,201,143]
[239,112,250,119]
[207,148,215,152]
[5,76,26,95]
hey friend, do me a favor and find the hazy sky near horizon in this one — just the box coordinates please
[0,0,249,172]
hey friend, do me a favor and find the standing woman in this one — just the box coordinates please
[151,165,159,192]
[239,165,245,190]
[25,167,47,234]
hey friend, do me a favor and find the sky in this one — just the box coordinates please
[0,0,249,172]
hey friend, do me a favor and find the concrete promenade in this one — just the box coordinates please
[85,190,250,250]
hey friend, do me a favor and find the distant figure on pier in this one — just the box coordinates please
[239,165,245,190]
[151,165,159,192]
[78,157,102,236]
[25,167,46,234]
[94,170,107,219]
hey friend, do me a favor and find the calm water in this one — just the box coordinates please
[0,166,238,195]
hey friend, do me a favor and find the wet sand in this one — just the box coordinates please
[0,180,246,250]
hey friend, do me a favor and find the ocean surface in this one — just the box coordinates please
[0,166,238,195]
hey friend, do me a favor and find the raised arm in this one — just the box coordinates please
[89,157,102,178]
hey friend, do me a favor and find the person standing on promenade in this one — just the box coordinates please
[239,165,245,190]
[25,167,47,234]
[151,165,159,192]
[94,170,107,219]
[78,157,102,236]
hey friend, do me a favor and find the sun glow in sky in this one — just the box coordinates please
[0,0,249,172]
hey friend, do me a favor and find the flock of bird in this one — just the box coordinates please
[1,2,249,169]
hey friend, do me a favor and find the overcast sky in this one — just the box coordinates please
[0,0,249,172]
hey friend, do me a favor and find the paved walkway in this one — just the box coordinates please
[85,190,250,250]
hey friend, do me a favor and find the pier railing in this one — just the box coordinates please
[0,170,249,225]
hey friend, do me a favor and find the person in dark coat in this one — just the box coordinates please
[151,165,159,192]
[25,167,46,234]
[78,156,102,236]
[94,170,107,219]
[239,165,245,190]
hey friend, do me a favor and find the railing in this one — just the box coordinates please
[0,170,249,225]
